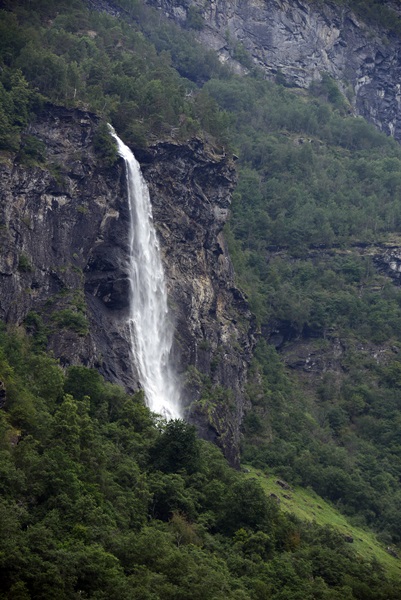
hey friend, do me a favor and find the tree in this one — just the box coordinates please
[151,420,200,474]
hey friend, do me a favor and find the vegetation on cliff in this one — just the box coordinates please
[203,44,401,549]
[1,0,401,595]
[329,0,401,36]
[0,0,230,152]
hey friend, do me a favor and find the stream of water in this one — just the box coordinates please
[110,128,181,419]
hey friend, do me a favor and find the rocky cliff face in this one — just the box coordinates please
[139,140,255,465]
[0,105,254,466]
[0,104,136,389]
[262,242,401,399]
[144,0,401,142]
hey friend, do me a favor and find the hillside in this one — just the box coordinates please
[1,327,401,598]
[1,0,401,597]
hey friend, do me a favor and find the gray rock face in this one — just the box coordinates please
[0,105,254,466]
[374,245,401,281]
[144,0,401,142]
[140,139,255,466]
[0,104,136,390]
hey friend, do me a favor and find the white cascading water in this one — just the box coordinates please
[110,127,181,419]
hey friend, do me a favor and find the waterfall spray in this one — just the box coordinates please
[110,127,181,419]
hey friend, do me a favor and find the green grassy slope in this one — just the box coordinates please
[244,465,401,580]
[2,0,401,594]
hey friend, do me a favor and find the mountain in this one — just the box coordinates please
[1,0,401,596]
[145,0,401,141]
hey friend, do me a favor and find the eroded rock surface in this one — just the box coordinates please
[0,104,136,389]
[145,0,401,142]
[140,139,255,466]
[0,106,254,466]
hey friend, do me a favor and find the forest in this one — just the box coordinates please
[1,0,401,597]
[2,326,401,598]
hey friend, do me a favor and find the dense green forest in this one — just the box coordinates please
[2,0,401,596]
[0,0,230,154]
[2,327,401,598]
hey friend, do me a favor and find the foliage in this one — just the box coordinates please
[51,309,89,336]
[17,253,32,273]
[205,75,401,255]
[244,466,401,579]
[0,0,230,150]
[150,419,200,474]
[186,5,204,31]
[329,0,401,37]
[0,66,33,152]
[199,49,401,547]
[17,134,46,164]
[0,328,400,597]
[94,122,118,165]
[2,0,401,594]
[24,312,48,350]
[241,332,401,544]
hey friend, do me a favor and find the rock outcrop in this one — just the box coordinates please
[374,245,401,282]
[140,139,255,466]
[0,104,136,389]
[144,0,401,142]
[0,105,254,466]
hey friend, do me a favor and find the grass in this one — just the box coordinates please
[243,464,401,579]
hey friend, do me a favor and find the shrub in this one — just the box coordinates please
[51,309,88,335]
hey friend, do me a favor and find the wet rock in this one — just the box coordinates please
[141,139,256,467]
[0,105,255,467]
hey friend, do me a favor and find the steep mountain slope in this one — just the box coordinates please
[0,105,136,388]
[0,0,258,463]
[2,0,401,595]
[2,0,401,549]
[0,107,253,465]
[133,0,401,548]
[1,328,401,598]
[145,0,401,141]
[140,140,255,465]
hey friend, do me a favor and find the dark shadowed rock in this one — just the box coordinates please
[0,381,6,409]
[276,479,292,490]
[0,105,255,467]
[0,104,137,391]
[141,139,256,466]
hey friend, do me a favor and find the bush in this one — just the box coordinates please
[51,309,88,335]
[17,135,46,164]
[93,122,118,167]
[17,253,32,273]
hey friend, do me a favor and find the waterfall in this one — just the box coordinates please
[110,128,182,420]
